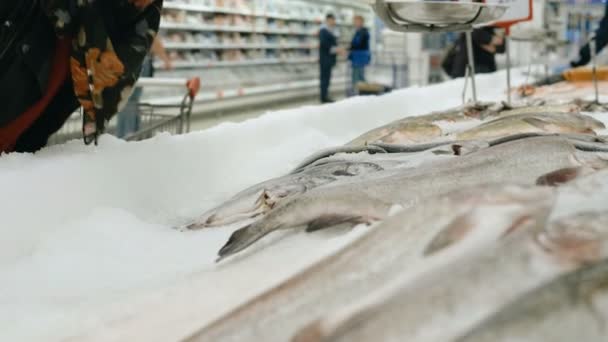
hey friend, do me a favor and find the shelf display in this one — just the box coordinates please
[146,0,374,102]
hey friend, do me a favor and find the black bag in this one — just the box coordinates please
[0,0,53,127]
[441,43,459,78]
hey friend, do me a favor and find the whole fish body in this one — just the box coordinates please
[184,185,554,342]
[346,102,504,146]
[346,101,587,147]
[187,160,403,229]
[218,136,605,259]
[188,147,461,230]
[457,113,605,141]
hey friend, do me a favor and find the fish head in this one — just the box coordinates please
[188,183,308,229]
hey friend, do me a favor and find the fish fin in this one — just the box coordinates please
[522,117,551,129]
[536,167,582,187]
[306,215,372,233]
[424,213,474,256]
[292,320,324,342]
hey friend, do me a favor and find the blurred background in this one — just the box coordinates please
[48,0,608,142]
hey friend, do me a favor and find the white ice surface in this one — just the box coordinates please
[2,70,600,341]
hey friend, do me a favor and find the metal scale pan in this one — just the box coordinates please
[372,0,507,33]
[370,0,508,102]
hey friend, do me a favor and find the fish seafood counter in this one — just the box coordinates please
[181,100,608,342]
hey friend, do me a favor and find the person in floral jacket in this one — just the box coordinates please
[0,0,162,153]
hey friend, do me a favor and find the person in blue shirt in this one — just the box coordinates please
[571,2,608,67]
[349,15,371,94]
[319,14,345,103]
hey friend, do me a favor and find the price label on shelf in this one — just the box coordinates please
[493,0,533,30]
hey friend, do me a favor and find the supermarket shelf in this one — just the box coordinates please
[164,2,254,16]
[164,3,319,22]
[160,22,317,36]
[147,77,347,106]
[164,42,318,50]
[155,58,317,69]
[163,2,358,25]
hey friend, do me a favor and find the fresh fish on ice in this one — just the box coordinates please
[217,136,606,260]
[294,210,608,342]
[184,185,554,342]
[457,113,605,140]
[187,161,392,229]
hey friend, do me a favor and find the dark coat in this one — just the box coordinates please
[451,27,505,78]
[319,26,338,68]
[349,27,371,67]
[0,0,162,153]
[572,2,608,67]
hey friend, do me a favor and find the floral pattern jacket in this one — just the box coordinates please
[46,0,162,144]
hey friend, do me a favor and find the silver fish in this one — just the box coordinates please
[457,113,605,141]
[184,185,554,342]
[218,136,606,260]
[346,102,504,146]
[187,161,391,229]
[291,145,388,174]
[295,169,608,342]
[295,210,608,342]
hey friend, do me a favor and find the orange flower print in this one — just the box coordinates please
[80,100,94,112]
[70,57,90,97]
[129,0,154,9]
[84,48,125,94]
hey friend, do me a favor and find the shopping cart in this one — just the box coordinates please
[48,77,201,145]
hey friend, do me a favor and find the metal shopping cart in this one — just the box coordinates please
[48,77,201,146]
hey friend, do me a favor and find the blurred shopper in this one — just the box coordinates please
[319,14,345,103]
[117,36,172,138]
[447,26,505,78]
[571,1,608,67]
[0,0,162,154]
[349,15,371,95]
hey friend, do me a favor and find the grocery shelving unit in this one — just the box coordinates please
[146,0,375,109]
